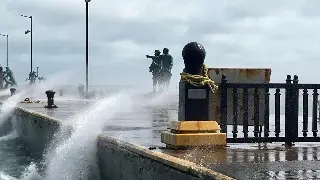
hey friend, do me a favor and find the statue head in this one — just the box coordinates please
[154,50,161,56]
[163,48,169,55]
[182,42,206,75]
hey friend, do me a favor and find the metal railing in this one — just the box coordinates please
[219,74,320,145]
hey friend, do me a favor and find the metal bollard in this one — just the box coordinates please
[10,88,16,96]
[59,89,63,96]
[44,90,58,108]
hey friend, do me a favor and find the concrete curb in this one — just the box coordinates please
[98,135,235,180]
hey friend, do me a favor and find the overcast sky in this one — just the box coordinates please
[0,0,320,89]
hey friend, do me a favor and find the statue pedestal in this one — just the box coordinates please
[161,121,226,149]
[178,81,210,121]
[161,42,227,150]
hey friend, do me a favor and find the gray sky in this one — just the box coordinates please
[0,0,320,89]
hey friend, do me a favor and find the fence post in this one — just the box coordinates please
[285,75,293,146]
[220,74,228,134]
[318,101,320,121]
[292,75,299,141]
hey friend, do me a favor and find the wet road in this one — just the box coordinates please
[162,143,320,179]
[17,98,320,180]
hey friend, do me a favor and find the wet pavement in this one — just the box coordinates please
[18,99,94,120]
[162,144,320,179]
[16,98,320,180]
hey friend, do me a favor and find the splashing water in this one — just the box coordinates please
[136,89,178,111]
[0,70,76,129]
[44,92,134,180]
[0,92,26,129]
[0,131,18,142]
[0,72,77,180]
[0,172,17,180]
[24,71,73,100]
[0,84,45,129]
[0,88,10,97]
[0,87,178,180]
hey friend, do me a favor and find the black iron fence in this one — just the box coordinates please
[219,74,320,144]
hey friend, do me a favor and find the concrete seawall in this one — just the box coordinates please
[10,106,232,180]
[14,107,64,157]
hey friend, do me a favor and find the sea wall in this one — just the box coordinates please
[98,135,232,180]
[11,106,232,180]
[13,107,65,157]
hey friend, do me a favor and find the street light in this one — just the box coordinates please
[85,0,91,98]
[21,14,33,74]
[0,34,8,68]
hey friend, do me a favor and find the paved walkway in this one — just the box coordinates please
[16,97,320,179]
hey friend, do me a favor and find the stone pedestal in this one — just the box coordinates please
[161,121,226,149]
[178,81,209,121]
[161,42,227,149]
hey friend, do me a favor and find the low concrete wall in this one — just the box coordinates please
[98,135,233,180]
[13,107,65,157]
[0,116,13,137]
[11,106,232,180]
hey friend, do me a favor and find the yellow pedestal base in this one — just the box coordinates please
[161,121,227,149]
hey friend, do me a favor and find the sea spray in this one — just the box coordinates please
[19,163,42,180]
[0,88,10,97]
[25,71,73,100]
[0,85,42,131]
[44,92,134,180]
[0,92,25,129]
[0,69,77,128]
[0,172,17,180]
[0,130,18,142]
[0,72,82,180]
[17,90,178,180]
[137,89,178,110]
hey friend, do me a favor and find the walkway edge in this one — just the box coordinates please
[13,105,234,179]
[98,134,235,179]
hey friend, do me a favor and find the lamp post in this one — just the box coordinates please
[21,15,33,74]
[0,34,9,68]
[85,0,91,98]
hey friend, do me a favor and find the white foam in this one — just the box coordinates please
[20,163,42,180]
[0,172,17,180]
[0,131,18,142]
[44,92,134,180]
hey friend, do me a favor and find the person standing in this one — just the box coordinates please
[160,48,173,91]
[146,50,162,93]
